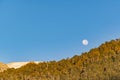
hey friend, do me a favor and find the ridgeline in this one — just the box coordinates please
[0,39,120,80]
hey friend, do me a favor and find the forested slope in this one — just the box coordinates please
[0,39,120,80]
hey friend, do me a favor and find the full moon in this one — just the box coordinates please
[82,39,88,45]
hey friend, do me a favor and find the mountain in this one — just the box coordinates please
[0,61,40,72]
[0,62,8,72]
[0,39,120,80]
[7,61,40,69]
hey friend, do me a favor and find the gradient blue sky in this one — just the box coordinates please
[0,0,120,63]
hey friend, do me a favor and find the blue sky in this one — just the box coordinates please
[0,0,120,63]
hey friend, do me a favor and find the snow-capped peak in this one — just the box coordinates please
[7,61,40,69]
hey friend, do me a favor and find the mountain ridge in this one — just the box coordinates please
[0,62,8,72]
[7,61,40,69]
[0,39,120,80]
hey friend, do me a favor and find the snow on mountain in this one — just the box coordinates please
[7,61,40,69]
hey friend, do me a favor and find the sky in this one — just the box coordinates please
[0,0,120,63]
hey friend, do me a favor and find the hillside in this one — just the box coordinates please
[7,61,40,69]
[0,62,8,72]
[0,39,120,80]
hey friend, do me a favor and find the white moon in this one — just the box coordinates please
[82,39,88,45]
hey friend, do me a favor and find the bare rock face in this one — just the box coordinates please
[0,62,9,72]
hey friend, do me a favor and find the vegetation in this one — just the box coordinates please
[0,39,120,80]
[0,62,8,72]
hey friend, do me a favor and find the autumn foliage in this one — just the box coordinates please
[0,39,120,80]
